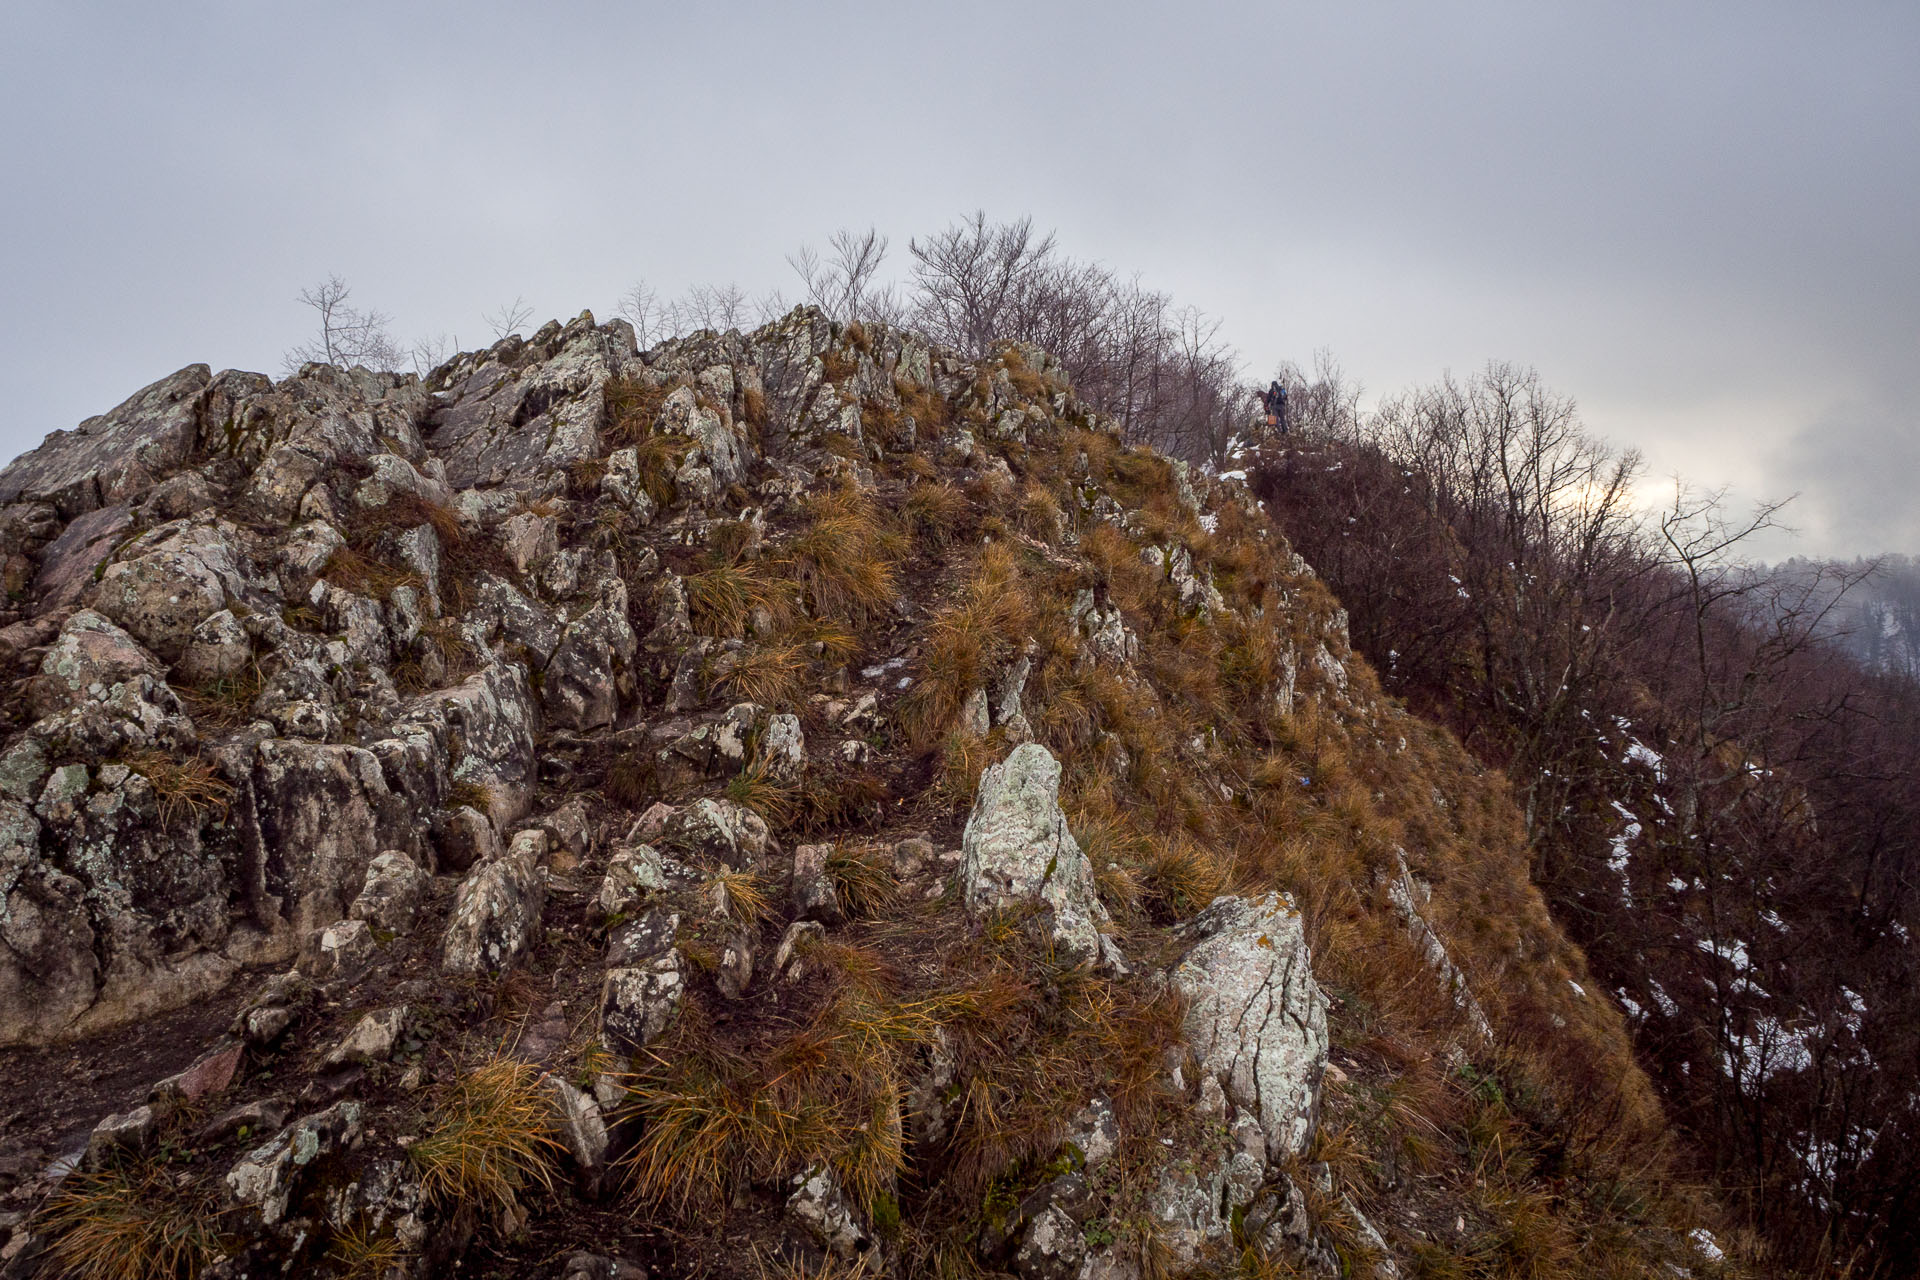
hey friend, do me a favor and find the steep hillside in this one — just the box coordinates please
[0,309,1730,1278]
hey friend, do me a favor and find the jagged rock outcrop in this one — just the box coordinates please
[1172,891,1330,1161]
[959,742,1109,965]
[0,300,1689,1280]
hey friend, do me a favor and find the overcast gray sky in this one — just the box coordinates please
[3,1,1914,558]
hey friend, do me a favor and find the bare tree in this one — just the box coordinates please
[484,296,535,341]
[411,333,455,377]
[617,281,667,348]
[284,274,404,374]
[789,227,903,325]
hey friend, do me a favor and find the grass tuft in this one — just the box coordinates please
[41,1162,223,1280]
[411,1056,566,1212]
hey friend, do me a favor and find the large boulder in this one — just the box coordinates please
[85,519,260,663]
[1171,892,1330,1161]
[0,365,210,518]
[248,740,423,937]
[959,743,1107,964]
[425,314,633,490]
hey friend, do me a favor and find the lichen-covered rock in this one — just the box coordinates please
[348,850,430,934]
[787,1164,875,1261]
[960,743,1107,964]
[225,1099,364,1226]
[542,567,635,731]
[0,365,210,518]
[661,797,769,867]
[441,837,547,974]
[1172,892,1329,1160]
[600,950,685,1051]
[85,519,256,663]
[595,843,666,919]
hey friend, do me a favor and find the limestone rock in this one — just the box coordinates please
[0,365,209,518]
[595,844,667,920]
[323,1005,409,1067]
[791,843,842,924]
[348,851,430,934]
[600,951,685,1051]
[661,798,769,867]
[960,743,1107,964]
[307,919,377,984]
[787,1165,875,1261]
[226,1100,364,1226]
[1172,892,1329,1161]
[442,838,547,974]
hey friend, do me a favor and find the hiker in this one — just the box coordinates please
[1260,380,1289,434]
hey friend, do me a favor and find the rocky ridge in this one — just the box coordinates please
[0,308,1722,1278]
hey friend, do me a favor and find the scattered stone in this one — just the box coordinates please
[661,797,769,867]
[758,712,806,779]
[559,1252,649,1280]
[323,1005,409,1068]
[198,1097,292,1146]
[152,1041,245,1104]
[773,920,825,978]
[715,929,755,1000]
[787,1164,875,1261]
[791,843,842,924]
[83,1106,155,1170]
[543,1075,611,1192]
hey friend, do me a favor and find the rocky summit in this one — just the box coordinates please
[0,308,1725,1278]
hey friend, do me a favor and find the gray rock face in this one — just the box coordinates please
[441,837,547,974]
[425,313,631,490]
[1172,892,1330,1161]
[251,739,421,937]
[0,365,210,518]
[661,797,769,868]
[960,743,1107,964]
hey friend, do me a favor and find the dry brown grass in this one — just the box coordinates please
[780,485,898,625]
[897,542,1036,749]
[40,1162,224,1280]
[687,562,793,638]
[902,480,970,550]
[704,868,775,929]
[122,750,233,827]
[411,1056,566,1212]
[715,642,808,710]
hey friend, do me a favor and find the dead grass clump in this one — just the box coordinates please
[411,1056,566,1212]
[827,844,898,918]
[1016,482,1065,544]
[705,868,775,929]
[687,562,792,638]
[897,543,1036,749]
[604,375,679,447]
[123,750,233,827]
[902,481,970,550]
[715,642,808,709]
[781,485,898,625]
[999,348,1053,403]
[176,662,264,729]
[896,377,952,432]
[726,759,800,828]
[321,545,423,599]
[793,762,891,835]
[40,1162,224,1280]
